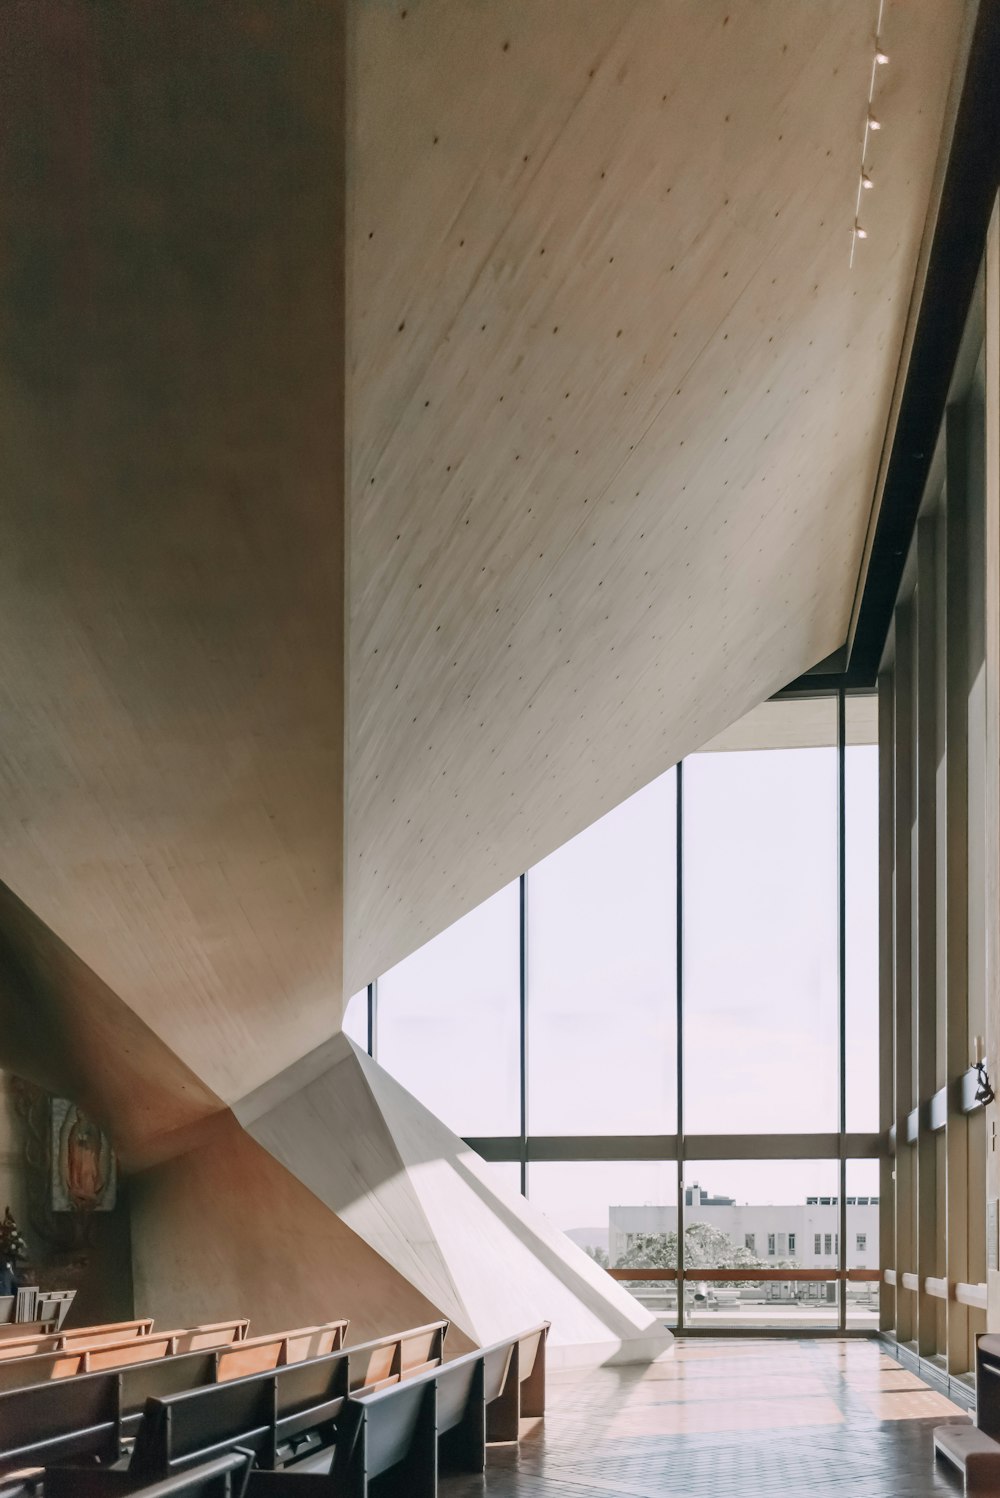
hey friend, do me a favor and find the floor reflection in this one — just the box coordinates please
[442,1337,971,1496]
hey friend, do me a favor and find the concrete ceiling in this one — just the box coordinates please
[0,2,970,1105]
[345,0,968,990]
[0,3,345,1104]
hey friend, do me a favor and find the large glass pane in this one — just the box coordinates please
[846,695,879,1132]
[846,1159,880,1328]
[377,882,520,1135]
[683,1159,840,1328]
[342,988,368,1051]
[683,700,839,1133]
[527,770,676,1134]
[479,1161,523,1197]
[528,1161,678,1326]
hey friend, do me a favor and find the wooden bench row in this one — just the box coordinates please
[2,1321,547,1498]
[0,1322,447,1477]
[0,1322,349,1396]
[0,1320,159,1361]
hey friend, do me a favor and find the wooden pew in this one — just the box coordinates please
[0,1351,220,1475]
[0,1320,156,1362]
[0,1324,442,1483]
[116,1326,454,1484]
[327,1344,486,1495]
[128,1353,351,1479]
[326,1325,547,1494]
[216,1324,347,1383]
[0,1323,247,1393]
[161,1325,548,1497]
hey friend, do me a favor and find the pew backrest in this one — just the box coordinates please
[0,1325,242,1392]
[61,1318,155,1349]
[0,1371,119,1473]
[0,1330,61,1360]
[0,1317,158,1363]
[481,1340,514,1405]
[130,1352,350,1477]
[514,1323,547,1385]
[351,1376,435,1486]
[216,1323,346,1383]
[345,1320,448,1394]
[84,1334,188,1373]
[0,1348,83,1392]
[273,1356,349,1458]
[169,1322,250,1356]
[482,1320,549,1441]
[339,1343,487,1491]
[0,1351,221,1473]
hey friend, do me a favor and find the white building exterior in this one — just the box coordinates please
[609,1182,879,1274]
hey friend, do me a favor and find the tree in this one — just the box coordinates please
[0,1207,27,1267]
[617,1221,794,1289]
[584,1244,609,1269]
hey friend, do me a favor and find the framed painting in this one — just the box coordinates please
[50,1100,117,1213]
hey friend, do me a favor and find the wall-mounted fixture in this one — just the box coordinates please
[974,1036,995,1108]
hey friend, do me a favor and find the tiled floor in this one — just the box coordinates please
[443,1339,972,1497]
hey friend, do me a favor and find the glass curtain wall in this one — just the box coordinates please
[876,280,990,1385]
[355,689,880,1332]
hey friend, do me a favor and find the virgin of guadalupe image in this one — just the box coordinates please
[51,1100,117,1213]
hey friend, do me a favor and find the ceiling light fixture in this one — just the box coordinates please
[850,0,885,269]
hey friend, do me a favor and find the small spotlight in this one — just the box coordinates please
[855,225,868,240]
[875,50,889,65]
[868,115,881,130]
[862,172,874,190]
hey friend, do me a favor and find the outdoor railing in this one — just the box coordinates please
[607,1267,881,1282]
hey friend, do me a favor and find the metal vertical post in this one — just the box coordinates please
[367,980,378,1061]
[520,871,529,1197]
[839,689,848,1333]
[676,760,686,1332]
